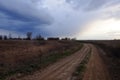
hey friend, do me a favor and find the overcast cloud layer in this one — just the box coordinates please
[0,0,120,39]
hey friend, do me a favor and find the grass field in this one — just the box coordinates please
[0,40,82,79]
[81,40,120,80]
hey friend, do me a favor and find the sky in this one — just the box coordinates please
[0,0,120,40]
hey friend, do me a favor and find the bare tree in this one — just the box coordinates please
[0,35,2,40]
[26,32,32,40]
[4,35,8,40]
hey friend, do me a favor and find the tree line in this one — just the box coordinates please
[0,32,76,41]
[0,32,43,40]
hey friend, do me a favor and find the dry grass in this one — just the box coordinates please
[89,40,120,80]
[0,40,82,79]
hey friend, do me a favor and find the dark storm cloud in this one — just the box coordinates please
[0,0,53,36]
[0,0,53,24]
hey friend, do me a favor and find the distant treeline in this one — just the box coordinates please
[0,32,76,41]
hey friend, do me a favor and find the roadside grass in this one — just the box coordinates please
[0,43,83,80]
[71,47,92,80]
[41,44,83,68]
[95,43,120,80]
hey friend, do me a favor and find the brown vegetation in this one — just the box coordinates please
[0,40,82,79]
[81,40,120,80]
[15,44,88,80]
[95,41,120,80]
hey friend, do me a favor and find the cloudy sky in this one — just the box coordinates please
[0,0,120,39]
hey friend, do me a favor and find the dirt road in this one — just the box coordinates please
[83,45,111,80]
[9,44,111,80]
[16,44,90,80]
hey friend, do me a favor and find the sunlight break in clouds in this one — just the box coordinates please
[79,19,120,40]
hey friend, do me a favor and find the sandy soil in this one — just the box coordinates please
[15,44,90,80]
[83,45,111,80]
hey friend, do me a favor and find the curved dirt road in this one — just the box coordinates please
[16,44,90,80]
[9,44,111,80]
[83,45,111,80]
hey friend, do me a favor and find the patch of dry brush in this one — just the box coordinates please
[0,40,82,80]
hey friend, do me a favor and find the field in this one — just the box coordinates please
[0,40,120,80]
[80,40,120,80]
[0,40,82,80]
[92,40,120,80]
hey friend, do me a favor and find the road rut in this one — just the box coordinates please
[83,45,111,80]
[17,44,90,80]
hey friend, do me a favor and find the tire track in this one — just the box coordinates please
[44,46,89,80]
[83,45,111,80]
[17,44,90,80]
